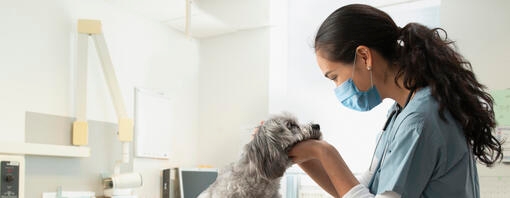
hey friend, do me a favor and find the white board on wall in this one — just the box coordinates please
[134,87,172,159]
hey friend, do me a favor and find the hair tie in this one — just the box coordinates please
[397,39,404,47]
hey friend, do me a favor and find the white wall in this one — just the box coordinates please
[441,0,510,177]
[0,0,200,196]
[197,28,270,167]
[441,0,510,90]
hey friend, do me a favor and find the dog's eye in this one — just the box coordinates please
[286,122,297,129]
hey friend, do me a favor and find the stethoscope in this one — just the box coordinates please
[369,89,415,172]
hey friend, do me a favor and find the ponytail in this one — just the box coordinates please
[396,23,502,166]
[315,4,503,166]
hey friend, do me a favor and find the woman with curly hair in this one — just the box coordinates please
[288,4,502,198]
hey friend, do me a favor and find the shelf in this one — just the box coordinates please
[0,142,90,158]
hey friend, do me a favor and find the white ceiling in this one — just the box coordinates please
[109,0,270,38]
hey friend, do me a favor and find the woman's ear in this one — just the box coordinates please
[356,45,373,70]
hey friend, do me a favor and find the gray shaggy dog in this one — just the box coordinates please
[198,113,322,198]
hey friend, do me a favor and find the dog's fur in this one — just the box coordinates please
[198,113,322,198]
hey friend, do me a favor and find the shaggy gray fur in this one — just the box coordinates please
[198,113,322,198]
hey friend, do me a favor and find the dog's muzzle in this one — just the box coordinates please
[311,124,320,130]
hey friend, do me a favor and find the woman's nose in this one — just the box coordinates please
[311,124,320,130]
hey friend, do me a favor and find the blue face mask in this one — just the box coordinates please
[334,54,382,112]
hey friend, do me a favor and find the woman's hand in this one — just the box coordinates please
[288,139,329,164]
[289,139,358,197]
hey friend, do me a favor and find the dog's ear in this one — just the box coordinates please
[247,127,288,180]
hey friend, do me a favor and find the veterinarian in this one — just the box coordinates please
[287,4,502,198]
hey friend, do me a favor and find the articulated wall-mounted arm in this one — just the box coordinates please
[74,19,133,146]
[73,20,141,194]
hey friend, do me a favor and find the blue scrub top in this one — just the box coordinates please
[369,87,480,198]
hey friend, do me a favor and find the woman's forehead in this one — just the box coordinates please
[316,53,349,74]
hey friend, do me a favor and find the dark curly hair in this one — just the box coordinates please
[315,4,502,166]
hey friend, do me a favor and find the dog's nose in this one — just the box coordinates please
[311,124,320,130]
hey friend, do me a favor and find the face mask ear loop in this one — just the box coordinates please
[354,49,374,89]
[369,69,374,88]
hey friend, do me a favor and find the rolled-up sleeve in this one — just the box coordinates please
[344,184,401,198]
